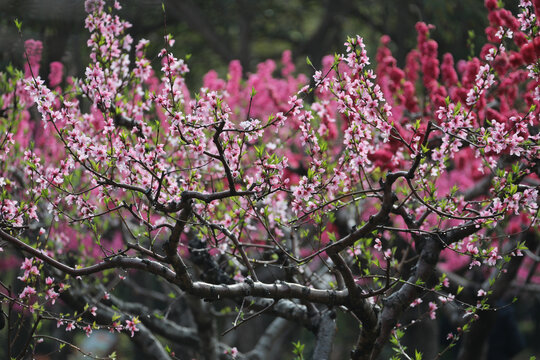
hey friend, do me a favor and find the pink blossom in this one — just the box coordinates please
[125,318,140,337]
[83,324,93,337]
[110,321,123,333]
[438,294,455,304]
[485,248,502,266]
[24,39,42,78]
[45,289,59,304]
[374,239,383,252]
[48,61,63,87]
[65,322,75,332]
[442,277,450,288]
[428,302,438,319]
[19,286,36,299]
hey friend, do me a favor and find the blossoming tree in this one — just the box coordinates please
[0,0,539,359]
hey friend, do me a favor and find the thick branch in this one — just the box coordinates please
[370,235,442,360]
[163,203,194,289]
[61,287,171,360]
[247,317,290,360]
[250,298,311,328]
[312,310,337,360]
[107,293,199,346]
[186,296,219,360]
[0,228,176,278]
[326,170,403,255]
[1,229,351,306]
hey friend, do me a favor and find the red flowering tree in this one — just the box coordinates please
[0,0,539,359]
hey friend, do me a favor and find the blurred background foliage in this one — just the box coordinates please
[0,0,508,89]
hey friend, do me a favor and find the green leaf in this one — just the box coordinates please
[327,232,336,242]
[255,145,264,157]
[455,101,462,114]
[14,19,23,32]
[306,56,313,67]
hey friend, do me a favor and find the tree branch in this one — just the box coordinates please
[247,317,290,360]
[312,310,337,360]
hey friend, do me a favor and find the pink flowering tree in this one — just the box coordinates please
[1,0,539,359]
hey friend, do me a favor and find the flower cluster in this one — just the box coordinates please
[0,0,538,358]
